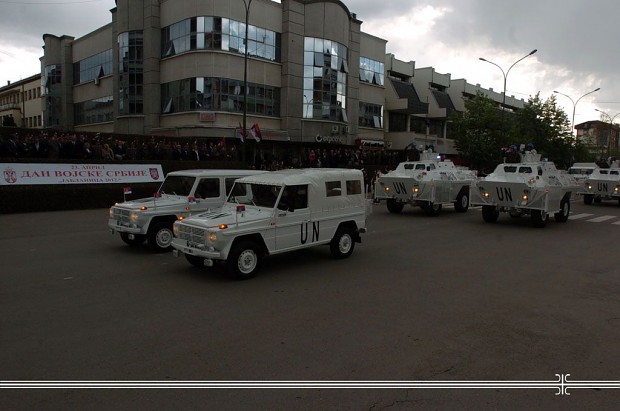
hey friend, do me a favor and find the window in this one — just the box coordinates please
[161,16,280,62]
[278,185,308,211]
[161,77,280,117]
[346,180,361,195]
[504,166,517,173]
[359,102,383,128]
[325,181,342,197]
[118,31,144,115]
[359,57,384,86]
[195,178,220,199]
[303,37,347,121]
[73,49,113,85]
[74,96,114,125]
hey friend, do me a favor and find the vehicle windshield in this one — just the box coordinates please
[569,168,594,175]
[158,176,196,196]
[228,182,282,208]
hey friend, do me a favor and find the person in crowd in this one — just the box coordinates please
[101,143,115,160]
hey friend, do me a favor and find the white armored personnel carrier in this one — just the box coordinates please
[108,169,265,252]
[374,150,477,216]
[470,150,580,228]
[583,159,620,205]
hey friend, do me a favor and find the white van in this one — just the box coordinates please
[108,169,266,252]
[171,168,368,279]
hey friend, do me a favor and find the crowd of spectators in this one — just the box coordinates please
[0,129,405,171]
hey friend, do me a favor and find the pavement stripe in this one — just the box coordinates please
[587,215,617,223]
[613,220,620,225]
[568,213,594,220]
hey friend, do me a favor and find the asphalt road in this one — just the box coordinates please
[1,198,619,410]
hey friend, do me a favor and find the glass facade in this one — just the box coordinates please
[359,102,383,128]
[303,37,348,121]
[74,96,114,125]
[359,56,384,86]
[118,31,144,115]
[162,17,280,62]
[161,77,280,117]
[43,64,62,127]
[73,49,113,85]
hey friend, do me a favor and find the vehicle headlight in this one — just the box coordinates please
[109,208,114,219]
[129,211,140,223]
[384,186,390,193]
[207,231,218,244]
[614,185,620,193]
[586,184,592,191]
[528,177,536,185]
[411,185,420,195]
[173,222,179,237]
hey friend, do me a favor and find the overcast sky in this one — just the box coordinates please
[1,0,618,126]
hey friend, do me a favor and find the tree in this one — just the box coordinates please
[511,93,574,168]
[451,92,509,173]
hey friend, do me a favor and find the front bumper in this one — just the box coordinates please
[107,218,144,235]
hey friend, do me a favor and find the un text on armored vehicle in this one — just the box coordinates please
[374,150,477,216]
[171,168,368,279]
[470,149,580,228]
[583,159,620,205]
[108,169,265,252]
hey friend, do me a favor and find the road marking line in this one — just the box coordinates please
[568,213,594,220]
[613,220,620,225]
[587,215,617,223]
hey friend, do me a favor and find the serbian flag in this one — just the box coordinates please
[236,205,245,213]
[154,191,162,198]
[250,123,263,142]
[123,186,132,194]
[238,122,246,143]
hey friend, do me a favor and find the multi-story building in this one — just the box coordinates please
[3,0,529,158]
[0,74,43,129]
[575,120,620,160]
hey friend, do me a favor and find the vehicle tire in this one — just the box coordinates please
[554,198,570,223]
[184,254,205,268]
[583,194,593,205]
[386,199,404,214]
[481,205,499,223]
[227,241,261,280]
[330,226,355,259]
[120,232,146,246]
[531,209,548,228]
[148,222,174,253]
[454,189,469,213]
[425,202,442,216]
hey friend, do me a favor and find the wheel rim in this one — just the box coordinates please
[156,229,173,248]
[237,249,257,274]
[461,195,468,209]
[433,204,440,211]
[338,234,352,254]
[562,202,569,217]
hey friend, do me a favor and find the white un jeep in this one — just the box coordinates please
[108,169,265,252]
[171,168,368,279]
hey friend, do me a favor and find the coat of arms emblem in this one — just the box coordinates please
[149,168,160,180]
[3,167,17,184]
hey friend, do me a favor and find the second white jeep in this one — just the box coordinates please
[108,169,266,252]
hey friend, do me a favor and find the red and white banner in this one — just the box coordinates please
[1,163,164,186]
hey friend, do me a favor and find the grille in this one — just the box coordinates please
[112,208,131,224]
[177,225,206,245]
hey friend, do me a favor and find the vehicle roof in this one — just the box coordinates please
[236,168,363,185]
[166,169,266,177]
[569,163,598,168]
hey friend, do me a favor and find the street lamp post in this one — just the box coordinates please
[594,109,620,161]
[553,88,600,139]
[241,0,253,163]
[479,49,537,137]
